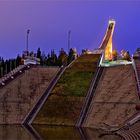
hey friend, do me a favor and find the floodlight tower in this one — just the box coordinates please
[68,30,71,53]
[26,29,30,55]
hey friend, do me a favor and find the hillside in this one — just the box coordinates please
[33,54,101,125]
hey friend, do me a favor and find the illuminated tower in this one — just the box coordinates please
[105,35,113,60]
[105,20,115,60]
[102,20,115,60]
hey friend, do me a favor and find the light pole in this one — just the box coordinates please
[68,30,71,53]
[26,29,30,55]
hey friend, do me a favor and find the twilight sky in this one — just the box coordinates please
[0,0,140,59]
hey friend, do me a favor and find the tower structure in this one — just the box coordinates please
[105,20,115,60]
[99,20,115,60]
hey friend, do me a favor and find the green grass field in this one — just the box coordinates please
[52,54,100,97]
[33,54,101,125]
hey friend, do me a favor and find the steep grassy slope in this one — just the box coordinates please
[33,54,101,125]
[0,67,59,124]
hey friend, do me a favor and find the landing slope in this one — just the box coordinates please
[33,54,101,125]
[0,67,59,124]
[84,65,139,129]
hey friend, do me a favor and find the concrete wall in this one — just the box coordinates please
[84,64,140,129]
[0,67,59,124]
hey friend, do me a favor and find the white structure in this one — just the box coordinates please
[24,56,40,65]
[22,51,40,65]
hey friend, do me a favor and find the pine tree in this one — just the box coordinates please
[46,53,51,66]
[124,51,131,61]
[58,48,67,66]
[16,55,22,66]
[67,48,74,64]
[37,48,43,65]
[50,50,57,66]
[37,48,41,59]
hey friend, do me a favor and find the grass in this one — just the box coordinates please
[33,54,101,125]
[52,54,100,97]
[53,71,93,96]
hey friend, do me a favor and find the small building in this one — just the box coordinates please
[22,51,40,65]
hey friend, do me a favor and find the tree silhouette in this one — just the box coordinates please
[67,48,74,64]
[37,47,43,65]
[58,48,67,66]
[124,51,131,61]
[16,55,22,66]
[50,50,58,66]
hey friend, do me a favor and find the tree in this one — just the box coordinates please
[16,55,22,66]
[50,50,58,66]
[37,48,41,59]
[124,51,131,61]
[46,53,51,66]
[37,48,43,65]
[82,49,88,55]
[0,58,4,77]
[41,51,46,65]
[67,48,74,64]
[112,50,118,61]
[58,48,67,66]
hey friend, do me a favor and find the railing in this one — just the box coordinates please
[76,54,104,127]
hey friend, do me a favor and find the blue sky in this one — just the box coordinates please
[0,0,140,58]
